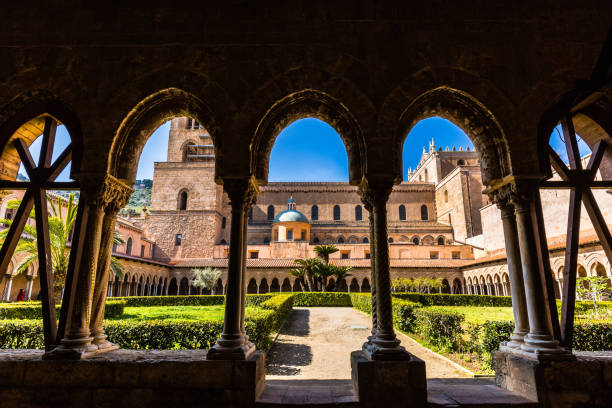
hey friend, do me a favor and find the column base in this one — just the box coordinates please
[503,331,528,349]
[362,334,409,361]
[521,333,569,356]
[43,337,99,360]
[351,350,426,408]
[207,340,256,360]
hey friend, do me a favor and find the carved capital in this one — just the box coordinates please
[358,176,394,210]
[488,184,513,211]
[509,178,540,211]
[77,173,133,213]
[223,177,259,212]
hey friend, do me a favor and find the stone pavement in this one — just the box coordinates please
[265,307,470,380]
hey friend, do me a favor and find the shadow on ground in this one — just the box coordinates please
[265,309,313,376]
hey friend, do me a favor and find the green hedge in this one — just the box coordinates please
[245,294,276,306]
[293,292,352,306]
[0,300,125,320]
[349,293,421,333]
[557,300,612,316]
[392,292,512,307]
[0,294,293,351]
[113,295,225,307]
[413,309,464,350]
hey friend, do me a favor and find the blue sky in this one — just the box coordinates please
[21,117,590,182]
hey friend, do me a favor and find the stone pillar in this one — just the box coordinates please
[512,182,566,355]
[240,189,256,337]
[359,178,408,360]
[208,178,257,360]
[45,175,110,359]
[2,275,13,301]
[25,275,34,300]
[358,182,377,348]
[89,175,132,352]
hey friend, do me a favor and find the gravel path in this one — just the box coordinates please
[265,307,470,380]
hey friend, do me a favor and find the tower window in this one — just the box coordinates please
[186,118,193,129]
[264,237,270,244]
[287,229,293,240]
[267,205,275,220]
[420,205,429,220]
[178,190,188,210]
[333,205,341,221]
[313,237,320,244]
[126,238,133,255]
[175,234,182,246]
[249,251,259,259]
[338,236,344,244]
[457,159,465,165]
[311,205,319,221]
[355,205,362,221]
[444,190,448,203]
[140,245,145,257]
[222,217,226,229]
[399,205,406,221]
[412,237,419,245]
[341,251,350,259]
[193,121,200,129]
[437,236,445,245]
[301,230,306,241]
[363,237,369,244]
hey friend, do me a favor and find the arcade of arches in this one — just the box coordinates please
[0,2,611,407]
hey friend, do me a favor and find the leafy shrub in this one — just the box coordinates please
[0,300,125,319]
[557,300,612,316]
[260,294,294,331]
[413,309,464,351]
[293,292,352,306]
[573,322,612,351]
[113,295,225,307]
[480,320,514,353]
[245,294,276,306]
[349,293,420,332]
[0,320,44,349]
[349,293,372,314]
[392,293,512,307]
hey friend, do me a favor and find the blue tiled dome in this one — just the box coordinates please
[274,209,309,223]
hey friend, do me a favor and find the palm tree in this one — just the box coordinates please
[110,231,125,279]
[0,193,78,297]
[288,268,306,292]
[314,244,339,265]
[292,258,322,292]
[328,264,352,292]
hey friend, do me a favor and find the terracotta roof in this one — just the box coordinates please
[171,257,469,269]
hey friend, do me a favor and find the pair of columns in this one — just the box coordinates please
[207,176,408,361]
[46,174,133,359]
[491,181,567,355]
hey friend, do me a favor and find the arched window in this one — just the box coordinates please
[333,205,341,221]
[412,237,419,245]
[248,206,253,224]
[193,121,200,129]
[457,159,465,165]
[399,205,406,220]
[355,205,362,221]
[220,239,227,245]
[437,236,445,245]
[112,242,118,253]
[420,205,428,220]
[263,237,270,244]
[126,238,133,255]
[313,237,320,243]
[363,237,369,244]
[221,216,227,229]
[444,190,448,203]
[311,205,319,221]
[424,169,429,182]
[267,205,275,220]
[178,190,188,210]
[338,237,345,244]
[186,118,193,129]
[388,237,394,243]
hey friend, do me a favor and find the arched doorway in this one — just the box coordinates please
[281,278,292,292]
[247,278,258,294]
[270,278,280,292]
[259,278,269,294]
[168,278,178,295]
[349,278,359,292]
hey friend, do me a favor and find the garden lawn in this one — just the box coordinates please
[113,305,258,321]
[423,306,514,324]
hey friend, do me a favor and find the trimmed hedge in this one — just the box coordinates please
[112,295,225,307]
[413,309,464,350]
[0,294,294,351]
[392,292,512,307]
[349,293,421,332]
[0,300,125,320]
[293,292,352,307]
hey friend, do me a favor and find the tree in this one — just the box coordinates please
[191,267,222,294]
[0,193,78,298]
[327,264,352,291]
[576,276,610,316]
[292,258,322,292]
[110,231,125,279]
[314,244,339,265]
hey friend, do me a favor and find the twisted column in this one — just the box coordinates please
[208,178,257,360]
[358,182,377,348]
[359,177,408,360]
[511,180,566,355]
[240,188,257,337]
[90,175,133,351]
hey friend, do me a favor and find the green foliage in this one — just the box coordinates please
[0,320,45,349]
[392,277,443,294]
[0,300,125,319]
[245,294,276,306]
[349,293,421,332]
[573,322,612,351]
[392,292,512,307]
[413,309,464,351]
[576,276,611,315]
[293,292,352,306]
[191,267,222,291]
[113,295,225,307]
[111,231,125,279]
[480,321,514,353]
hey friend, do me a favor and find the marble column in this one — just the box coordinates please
[46,175,110,359]
[240,189,256,337]
[512,182,566,355]
[2,275,13,301]
[208,178,257,360]
[359,177,408,360]
[358,183,377,347]
[25,275,33,300]
[90,175,132,352]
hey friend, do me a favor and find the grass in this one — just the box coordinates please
[112,305,259,321]
[423,306,514,324]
